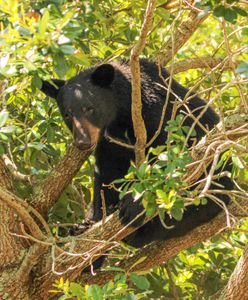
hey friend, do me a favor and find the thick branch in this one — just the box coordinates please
[158,11,209,66]
[130,0,156,165]
[0,187,46,241]
[32,113,247,297]
[0,157,24,267]
[0,157,28,299]
[32,211,153,299]
[220,245,248,300]
[32,144,93,217]
[79,199,247,286]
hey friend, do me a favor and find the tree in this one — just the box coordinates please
[0,0,247,299]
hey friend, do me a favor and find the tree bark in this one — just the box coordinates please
[158,11,209,66]
[0,3,247,299]
[0,157,28,299]
[220,246,248,300]
[78,198,247,285]
[130,0,156,165]
[32,144,93,217]
[31,116,248,298]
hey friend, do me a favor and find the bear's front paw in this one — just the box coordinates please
[119,193,146,227]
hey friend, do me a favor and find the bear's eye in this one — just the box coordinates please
[87,107,94,115]
[64,112,71,120]
[82,106,94,116]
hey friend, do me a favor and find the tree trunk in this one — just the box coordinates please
[220,246,248,300]
[0,158,28,299]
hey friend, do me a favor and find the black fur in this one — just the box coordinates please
[41,60,233,249]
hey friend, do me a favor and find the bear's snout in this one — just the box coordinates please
[72,117,100,150]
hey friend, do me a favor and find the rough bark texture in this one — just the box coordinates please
[0,3,247,299]
[32,144,93,217]
[220,245,248,300]
[77,199,247,286]
[31,211,153,299]
[0,158,27,299]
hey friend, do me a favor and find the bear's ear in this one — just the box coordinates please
[40,79,65,99]
[91,64,115,87]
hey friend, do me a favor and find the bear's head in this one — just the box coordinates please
[40,64,117,150]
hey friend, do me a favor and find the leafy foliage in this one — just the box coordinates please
[0,0,247,299]
[113,115,193,222]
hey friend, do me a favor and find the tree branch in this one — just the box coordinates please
[220,245,248,300]
[79,198,247,286]
[0,157,25,267]
[168,57,238,74]
[31,210,153,299]
[158,11,209,66]
[0,187,46,241]
[130,0,156,165]
[1,154,31,182]
[31,113,247,298]
[0,157,29,298]
[32,144,93,217]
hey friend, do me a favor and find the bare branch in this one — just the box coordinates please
[31,210,153,298]
[130,0,156,165]
[1,154,32,182]
[221,18,248,113]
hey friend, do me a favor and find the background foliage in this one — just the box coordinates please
[0,0,247,299]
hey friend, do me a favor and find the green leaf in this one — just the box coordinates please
[27,143,46,151]
[0,143,5,155]
[114,273,127,283]
[31,73,43,90]
[149,145,166,156]
[130,273,150,290]
[232,155,244,169]
[0,133,8,141]
[53,54,68,78]
[0,110,9,127]
[213,5,225,17]
[233,6,248,17]
[87,284,103,300]
[0,125,17,134]
[145,201,157,217]
[171,206,183,221]
[201,198,208,205]
[128,256,147,272]
[70,282,85,297]
[236,62,248,78]
[61,45,76,55]
[223,8,237,23]
[156,189,167,200]
[39,9,49,36]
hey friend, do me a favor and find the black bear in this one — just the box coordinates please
[41,59,233,248]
